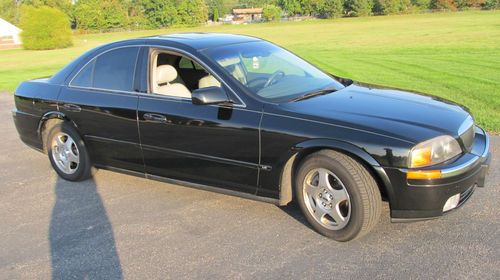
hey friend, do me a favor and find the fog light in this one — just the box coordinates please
[443,193,460,212]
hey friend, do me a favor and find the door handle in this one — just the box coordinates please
[62,103,81,112]
[143,113,168,123]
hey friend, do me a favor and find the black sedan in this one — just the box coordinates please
[12,33,490,241]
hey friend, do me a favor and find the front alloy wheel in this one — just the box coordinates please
[296,150,382,241]
[303,168,351,230]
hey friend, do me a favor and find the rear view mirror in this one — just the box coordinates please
[191,87,231,105]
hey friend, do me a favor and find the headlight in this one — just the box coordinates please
[409,135,462,168]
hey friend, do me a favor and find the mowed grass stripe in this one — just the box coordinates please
[344,57,500,130]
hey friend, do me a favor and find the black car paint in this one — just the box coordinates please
[12,34,490,221]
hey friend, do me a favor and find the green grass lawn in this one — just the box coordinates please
[1,10,499,131]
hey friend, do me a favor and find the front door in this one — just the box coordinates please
[137,49,261,194]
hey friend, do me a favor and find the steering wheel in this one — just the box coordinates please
[264,71,285,88]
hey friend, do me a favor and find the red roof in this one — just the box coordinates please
[233,8,263,15]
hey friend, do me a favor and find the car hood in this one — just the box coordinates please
[277,83,472,144]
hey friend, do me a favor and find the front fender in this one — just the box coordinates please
[294,138,381,167]
[277,138,396,208]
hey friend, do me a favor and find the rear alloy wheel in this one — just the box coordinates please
[296,150,381,241]
[51,132,80,175]
[47,122,91,181]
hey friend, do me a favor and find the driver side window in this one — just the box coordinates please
[149,50,221,99]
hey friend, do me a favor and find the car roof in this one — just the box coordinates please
[144,32,261,50]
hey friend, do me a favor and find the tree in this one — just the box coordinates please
[0,0,20,24]
[314,0,344,18]
[139,0,178,28]
[373,0,411,14]
[430,0,458,10]
[278,0,304,16]
[74,0,129,30]
[262,4,282,21]
[21,0,72,18]
[207,0,224,21]
[373,0,401,14]
[483,0,499,9]
[19,5,72,50]
[213,8,220,21]
[176,0,208,25]
[125,0,149,29]
[300,0,314,14]
[345,0,373,16]
[456,0,485,7]
[238,0,272,8]
[399,0,412,12]
[411,0,431,9]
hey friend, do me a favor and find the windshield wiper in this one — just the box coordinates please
[288,87,338,102]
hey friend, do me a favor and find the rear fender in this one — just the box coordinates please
[37,111,79,151]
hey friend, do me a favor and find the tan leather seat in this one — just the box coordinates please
[198,75,221,89]
[155,65,191,98]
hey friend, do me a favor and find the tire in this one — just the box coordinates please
[46,122,92,181]
[295,150,381,241]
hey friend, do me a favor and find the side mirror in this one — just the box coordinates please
[191,86,232,105]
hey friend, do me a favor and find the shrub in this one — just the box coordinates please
[19,5,73,50]
[263,4,283,21]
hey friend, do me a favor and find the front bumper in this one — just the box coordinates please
[385,127,490,222]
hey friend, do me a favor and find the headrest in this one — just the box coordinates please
[157,65,177,84]
[199,75,221,89]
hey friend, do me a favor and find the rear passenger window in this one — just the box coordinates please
[71,47,140,91]
[71,60,95,87]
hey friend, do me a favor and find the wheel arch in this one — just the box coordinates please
[37,111,79,152]
[278,139,395,208]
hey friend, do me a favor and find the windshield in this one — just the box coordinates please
[202,41,344,102]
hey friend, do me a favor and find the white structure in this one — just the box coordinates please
[0,18,22,49]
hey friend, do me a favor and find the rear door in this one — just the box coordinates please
[137,48,261,194]
[59,46,144,172]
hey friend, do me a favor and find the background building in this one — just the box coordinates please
[0,18,22,49]
[232,8,263,24]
